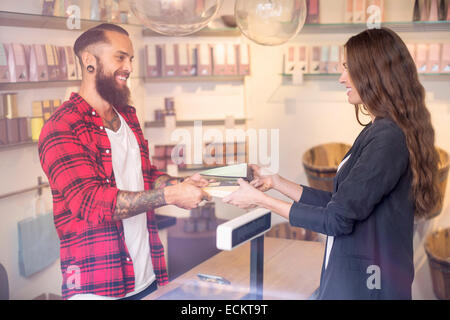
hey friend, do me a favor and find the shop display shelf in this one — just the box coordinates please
[0,140,37,152]
[281,73,450,82]
[1,11,449,35]
[144,75,246,83]
[143,26,241,37]
[0,80,81,90]
[0,10,142,31]
[145,118,247,128]
[301,21,450,34]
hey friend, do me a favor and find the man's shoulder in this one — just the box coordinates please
[39,100,84,144]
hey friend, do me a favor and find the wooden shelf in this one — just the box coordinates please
[281,73,450,82]
[145,118,247,128]
[301,21,450,34]
[0,141,37,152]
[142,27,241,37]
[1,11,449,35]
[0,80,81,90]
[0,11,140,31]
[144,75,246,83]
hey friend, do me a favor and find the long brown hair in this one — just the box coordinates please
[345,27,441,218]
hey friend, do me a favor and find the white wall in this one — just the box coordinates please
[1,0,449,299]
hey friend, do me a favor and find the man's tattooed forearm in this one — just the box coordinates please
[113,189,166,221]
[153,175,182,189]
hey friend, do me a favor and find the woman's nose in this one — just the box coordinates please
[339,71,347,84]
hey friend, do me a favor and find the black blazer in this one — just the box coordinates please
[290,118,414,299]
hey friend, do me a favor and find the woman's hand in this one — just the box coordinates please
[222,178,267,210]
[249,164,280,192]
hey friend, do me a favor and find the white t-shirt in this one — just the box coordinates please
[324,153,351,270]
[70,111,155,300]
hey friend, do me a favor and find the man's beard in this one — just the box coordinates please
[95,60,131,108]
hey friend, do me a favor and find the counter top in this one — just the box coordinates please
[144,237,325,300]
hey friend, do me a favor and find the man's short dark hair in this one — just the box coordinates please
[74,23,129,67]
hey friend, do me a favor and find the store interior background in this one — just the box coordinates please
[0,0,449,299]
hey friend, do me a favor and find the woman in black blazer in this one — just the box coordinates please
[222,28,441,300]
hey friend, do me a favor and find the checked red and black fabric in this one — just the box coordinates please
[38,92,169,299]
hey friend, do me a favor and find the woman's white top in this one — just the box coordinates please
[324,153,351,270]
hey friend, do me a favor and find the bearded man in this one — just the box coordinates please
[38,24,211,300]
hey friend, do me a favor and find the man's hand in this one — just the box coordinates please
[183,173,211,188]
[164,180,212,210]
[113,174,212,221]
[249,164,280,192]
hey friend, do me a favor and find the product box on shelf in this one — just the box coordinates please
[0,44,10,83]
[413,0,420,21]
[5,118,20,144]
[177,43,191,77]
[162,43,179,77]
[188,44,198,76]
[427,43,441,73]
[75,50,82,80]
[32,101,43,118]
[212,43,227,76]
[225,43,237,75]
[145,44,161,78]
[319,45,329,74]
[57,46,68,80]
[306,0,320,24]
[32,44,49,82]
[297,45,308,73]
[0,119,7,144]
[416,44,429,73]
[65,46,78,80]
[237,44,250,76]
[7,44,28,83]
[309,46,321,74]
[328,45,341,74]
[420,0,432,21]
[429,0,439,21]
[447,1,450,20]
[42,100,52,122]
[31,101,44,142]
[284,45,296,75]
[441,44,450,73]
[345,0,353,23]
[18,117,30,142]
[353,0,366,23]
[438,0,448,20]
[42,0,56,16]
[45,44,59,81]
[197,43,212,76]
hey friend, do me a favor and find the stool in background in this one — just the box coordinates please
[0,263,9,300]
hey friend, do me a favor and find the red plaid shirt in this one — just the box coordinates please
[38,92,169,299]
